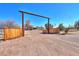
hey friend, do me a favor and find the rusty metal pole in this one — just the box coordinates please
[48,18,50,34]
[22,12,24,36]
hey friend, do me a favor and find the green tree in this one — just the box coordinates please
[58,23,65,31]
[68,24,74,29]
[74,20,79,29]
[45,23,53,30]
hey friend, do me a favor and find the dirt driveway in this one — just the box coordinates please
[0,30,79,56]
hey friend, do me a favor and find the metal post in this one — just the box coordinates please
[48,18,50,34]
[22,12,24,36]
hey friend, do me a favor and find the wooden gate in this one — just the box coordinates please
[4,28,23,40]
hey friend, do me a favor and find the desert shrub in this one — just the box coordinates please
[35,26,44,30]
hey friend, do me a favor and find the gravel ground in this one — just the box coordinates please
[0,30,79,56]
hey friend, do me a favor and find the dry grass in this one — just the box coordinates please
[0,30,79,56]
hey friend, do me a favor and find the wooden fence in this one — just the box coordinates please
[4,28,23,40]
[43,28,60,34]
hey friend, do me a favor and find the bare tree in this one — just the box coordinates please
[25,20,33,30]
[0,21,5,28]
[5,20,15,28]
[0,20,20,28]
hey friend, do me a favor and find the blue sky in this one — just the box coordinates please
[0,3,79,27]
